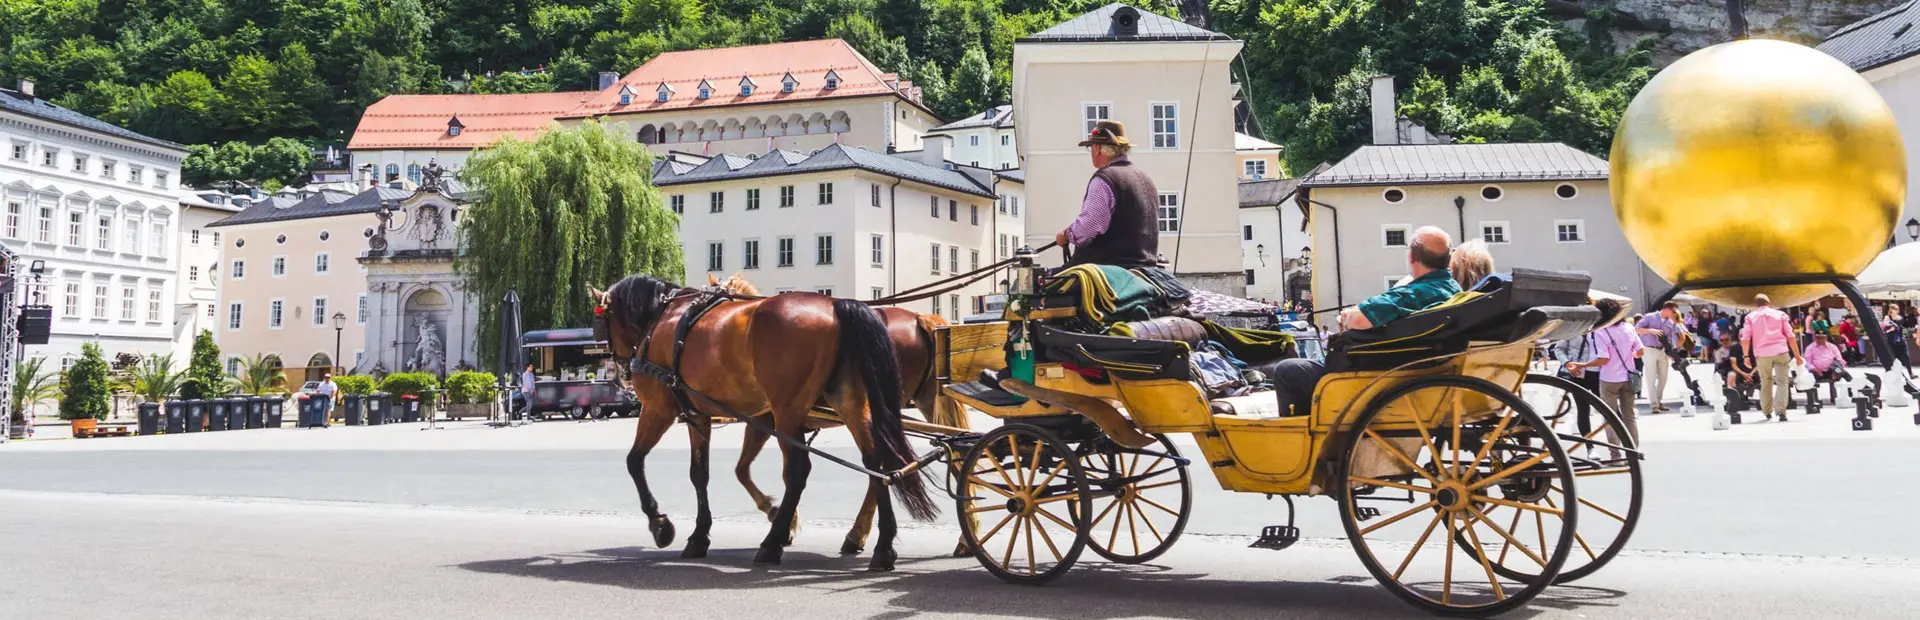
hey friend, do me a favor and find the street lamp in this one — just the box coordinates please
[331,312,347,374]
[1906,217,1919,241]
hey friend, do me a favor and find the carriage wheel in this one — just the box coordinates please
[957,424,1092,585]
[1486,373,1646,583]
[1078,434,1191,564]
[1338,375,1578,616]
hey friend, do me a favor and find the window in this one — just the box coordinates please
[315,252,331,274]
[1555,183,1579,200]
[1480,185,1504,201]
[1383,226,1409,247]
[120,285,135,320]
[189,266,199,283]
[948,200,957,221]
[932,294,942,316]
[817,182,834,205]
[213,232,220,245]
[872,287,884,300]
[96,216,111,250]
[816,287,834,296]
[73,154,88,173]
[1383,188,1406,203]
[777,237,795,267]
[191,229,200,245]
[970,204,979,226]
[1386,276,1408,291]
[129,166,143,184]
[1002,135,1010,146]
[998,196,1007,214]
[41,148,56,167]
[8,142,24,160]
[816,234,834,265]
[155,171,168,189]
[148,288,163,322]
[36,206,52,242]
[1556,220,1585,243]
[950,294,960,320]
[707,241,724,272]
[272,256,286,276]
[101,160,116,178]
[227,358,240,375]
[150,222,165,255]
[740,83,753,97]
[746,188,761,210]
[969,135,980,147]
[228,303,243,330]
[206,304,215,320]
[870,234,884,266]
[1245,269,1256,285]
[670,194,685,214]
[1156,193,1181,233]
[1243,160,1267,179]
[930,196,939,218]
[63,283,80,317]
[779,185,795,208]
[408,164,424,185]
[1481,222,1509,244]
[1150,102,1178,149]
[949,246,959,274]
[313,297,328,326]
[743,239,760,269]
[65,211,82,246]
[357,295,368,324]
[124,217,138,252]
[1242,225,1253,241]
[269,299,284,328]
[1082,102,1111,134]
[709,191,724,213]
[232,260,246,279]
[971,249,980,272]
[930,244,942,274]
[998,234,1009,259]
[870,183,881,207]
[4,201,18,238]
[782,76,797,93]
[1010,197,1019,216]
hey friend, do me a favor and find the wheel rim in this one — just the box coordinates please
[1079,435,1191,563]
[958,425,1091,584]
[1340,375,1578,615]
[1505,373,1645,583]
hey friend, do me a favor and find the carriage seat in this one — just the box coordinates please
[1325,269,1597,373]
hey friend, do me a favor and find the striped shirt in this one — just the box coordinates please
[1067,159,1126,245]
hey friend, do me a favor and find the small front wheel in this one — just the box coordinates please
[1080,434,1191,564]
[956,424,1092,585]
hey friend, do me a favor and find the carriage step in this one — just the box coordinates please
[1353,506,1382,521]
[1249,525,1301,551]
[950,380,1026,408]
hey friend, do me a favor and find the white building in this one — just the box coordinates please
[1238,177,1307,304]
[1821,3,1920,236]
[928,105,1019,170]
[1235,132,1283,181]
[655,139,1022,321]
[172,192,240,360]
[1013,4,1246,294]
[1,81,189,367]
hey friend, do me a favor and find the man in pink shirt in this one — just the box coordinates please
[1740,293,1803,421]
[1804,332,1849,382]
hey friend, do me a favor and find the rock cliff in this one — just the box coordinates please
[1550,0,1906,63]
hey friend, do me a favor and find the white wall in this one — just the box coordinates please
[1239,202,1305,302]
[941,126,1020,171]
[170,204,231,360]
[1866,56,1920,236]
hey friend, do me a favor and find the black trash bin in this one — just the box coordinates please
[265,397,286,428]
[139,402,162,436]
[245,397,266,429]
[209,398,231,431]
[185,400,207,433]
[344,393,365,426]
[165,401,187,434]
[400,394,421,423]
[366,393,389,426]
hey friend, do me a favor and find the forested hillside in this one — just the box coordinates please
[0,0,1860,185]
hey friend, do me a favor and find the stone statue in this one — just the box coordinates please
[421,159,446,192]
[409,314,444,376]
[412,204,444,248]
[371,202,393,253]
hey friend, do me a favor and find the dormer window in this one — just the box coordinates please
[824,70,841,90]
[781,72,797,93]
[618,85,636,106]
[447,116,465,137]
[655,82,674,103]
[739,75,756,97]
[697,79,713,100]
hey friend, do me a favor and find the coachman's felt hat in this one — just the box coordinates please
[1078,120,1131,148]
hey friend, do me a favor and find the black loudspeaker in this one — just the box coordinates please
[17,305,52,345]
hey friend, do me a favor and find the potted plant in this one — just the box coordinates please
[60,343,112,434]
[11,357,60,433]
[443,371,497,420]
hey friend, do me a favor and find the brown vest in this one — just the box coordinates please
[1072,159,1159,268]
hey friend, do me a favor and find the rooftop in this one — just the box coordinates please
[930,105,1014,132]
[566,39,929,119]
[651,144,997,198]
[1818,0,1920,72]
[1234,132,1282,152]
[208,185,418,228]
[0,87,185,153]
[1021,4,1231,43]
[1238,177,1302,208]
[347,91,595,151]
[1302,143,1608,188]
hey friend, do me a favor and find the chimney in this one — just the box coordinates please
[912,134,952,168]
[1370,75,1397,146]
[358,164,375,190]
[597,72,619,91]
[17,79,34,98]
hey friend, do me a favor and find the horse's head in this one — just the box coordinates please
[722,272,761,297]
[601,275,677,369]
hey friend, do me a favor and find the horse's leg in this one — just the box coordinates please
[842,484,878,556]
[827,374,900,572]
[683,411,713,559]
[627,392,679,549]
[754,407,812,565]
[926,393,976,558]
[737,425,777,519]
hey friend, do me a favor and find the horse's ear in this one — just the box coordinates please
[707,273,720,287]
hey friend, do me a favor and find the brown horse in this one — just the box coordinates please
[712,274,969,556]
[598,274,937,571]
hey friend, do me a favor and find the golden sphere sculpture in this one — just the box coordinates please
[1611,39,1906,308]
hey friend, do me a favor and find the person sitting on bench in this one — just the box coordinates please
[1265,226,1461,416]
[1715,332,1757,393]
[1805,332,1850,383]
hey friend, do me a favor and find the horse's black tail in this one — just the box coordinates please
[832,298,939,521]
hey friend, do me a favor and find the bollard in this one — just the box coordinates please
[139,402,162,436]
[265,397,286,428]
[209,398,231,431]
[185,400,207,433]
[344,394,364,426]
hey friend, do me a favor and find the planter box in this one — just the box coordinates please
[445,402,490,420]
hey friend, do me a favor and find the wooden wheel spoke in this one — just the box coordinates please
[1027,441,1046,489]
[1352,476,1438,495]
[967,475,1017,498]
[1450,391,1464,479]
[1030,459,1067,496]
[977,512,1016,545]
[1035,505,1077,530]
[999,513,1023,570]
[1576,467,1633,477]
[1024,515,1038,575]
[1359,500,1439,536]
[1365,430,1438,484]
[1404,400,1449,479]
[1460,513,1508,601]
[986,445,1017,489]
[1136,494,1181,517]
[1468,451,1551,491]
[1551,483,1627,523]
[1469,493,1564,516]
[1106,498,1125,549]
[1137,500,1167,544]
[1443,514,1456,605]
[1031,512,1064,561]
[1393,513,1446,580]
[1466,506,1547,568]
[1085,495,1122,526]
[1497,505,1523,565]
[1467,410,1517,476]
[1124,500,1142,553]
[1134,478,1183,492]
[967,503,1008,515]
[1544,495,1598,561]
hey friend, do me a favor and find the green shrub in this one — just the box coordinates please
[378,372,439,399]
[334,375,375,396]
[59,343,111,421]
[443,371,497,404]
[180,330,224,400]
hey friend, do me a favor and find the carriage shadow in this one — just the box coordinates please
[458,546,1623,619]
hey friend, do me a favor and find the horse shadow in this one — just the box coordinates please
[456,546,1625,619]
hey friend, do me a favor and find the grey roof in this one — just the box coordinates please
[1023,3,1230,43]
[931,105,1014,132]
[996,169,1026,184]
[1818,1,1920,72]
[209,186,414,227]
[0,88,186,152]
[1302,143,1608,188]
[1238,178,1302,208]
[651,144,997,198]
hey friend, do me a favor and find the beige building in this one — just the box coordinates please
[1235,132,1283,181]
[1012,5,1246,294]
[656,138,1021,320]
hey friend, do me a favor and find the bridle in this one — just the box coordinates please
[597,285,706,373]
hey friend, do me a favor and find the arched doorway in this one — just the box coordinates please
[637,124,659,144]
[303,352,333,384]
[402,288,451,376]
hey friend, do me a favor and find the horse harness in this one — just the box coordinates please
[629,289,731,424]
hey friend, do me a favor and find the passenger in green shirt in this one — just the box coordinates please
[1265,226,1460,415]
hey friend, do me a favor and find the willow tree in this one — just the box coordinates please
[458,120,683,368]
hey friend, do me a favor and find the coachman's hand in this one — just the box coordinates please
[1055,229,1070,247]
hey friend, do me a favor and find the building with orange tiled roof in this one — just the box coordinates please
[347,39,943,177]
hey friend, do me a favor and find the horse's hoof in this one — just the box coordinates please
[867,547,898,572]
[839,539,864,556]
[783,532,797,548]
[649,518,677,549]
[753,546,783,565]
[681,538,710,559]
[950,541,973,558]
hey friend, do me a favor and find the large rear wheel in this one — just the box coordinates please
[1079,434,1191,564]
[1338,375,1578,616]
[1498,373,1644,583]
[957,424,1092,585]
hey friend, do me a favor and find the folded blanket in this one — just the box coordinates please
[1045,264,1156,324]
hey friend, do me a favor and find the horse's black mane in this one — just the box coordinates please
[607,274,680,333]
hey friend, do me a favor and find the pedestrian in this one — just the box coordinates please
[1716,331,1757,394]
[1805,333,1850,383]
[519,363,539,416]
[314,374,338,424]
[1740,293,1801,422]
[1635,301,1684,412]
[1550,321,1605,438]
[1838,314,1862,364]
[1564,297,1640,457]
[1884,307,1913,373]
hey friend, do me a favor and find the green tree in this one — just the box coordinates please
[146,70,224,144]
[117,353,185,403]
[222,53,277,133]
[268,43,325,133]
[11,357,61,425]
[59,342,111,421]
[941,46,996,119]
[179,329,224,400]
[248,137,315,185]
[459,120,682,368]
[225,354,288,396]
